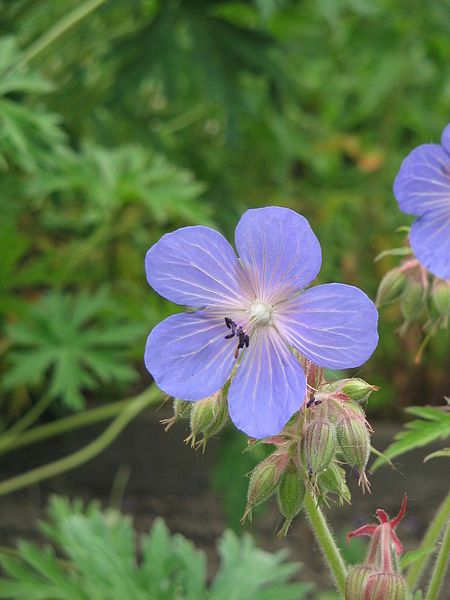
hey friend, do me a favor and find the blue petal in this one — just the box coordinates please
[228,327,306,438]
[278,283,378,369]
[441,123,450,156]
[146,226,243,307]
[234,207,322,302]
[410,210,450,280]
[393,144,450,216]
[145,311,235,400]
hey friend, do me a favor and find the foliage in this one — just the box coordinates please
[0,496,312,600]
[372,402,450,470]
[3,290,141,410]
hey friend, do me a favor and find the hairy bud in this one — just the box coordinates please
[432,279,450,321]
[345,565,376,600]
[243,452,289,523]
[161,399,192,431]
[364,572,408,600]
[340,378,379,404]
[337,411,371,492]
[301,418,337,475]
[400,278,427,323]
[319,462,351,505]
[186,390,228,450]
[277,466,306,537]
[376,268,408,306]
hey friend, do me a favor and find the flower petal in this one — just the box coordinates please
[410,208,450,280]
[234,207,322,302]
[393,144,450,216]
[145,311,235,400]
[146,226,243,307]
[278,283,378,369]
[228,327,306,438]
[441,123,450,156]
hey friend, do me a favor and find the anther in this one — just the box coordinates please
[306,396,316,408]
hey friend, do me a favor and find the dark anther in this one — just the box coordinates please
[314,399,322,406]
[224,317,237,339]
[306,396,316,408]
[308,463,314,477]
[236,327,248,349]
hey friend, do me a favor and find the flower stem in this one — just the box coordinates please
[304,488,347,595]
[15,0,107,68]
[0,393,53,452]
[425,522,450,600]
[0,386,161,497]
[407,490,450,591]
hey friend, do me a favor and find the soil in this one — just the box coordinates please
[0,406,448,596]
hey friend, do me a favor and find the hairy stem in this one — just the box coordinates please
[0,386,161,497]
[407,490,450,591]
[304,488,347,595]
[15,0,107,68]
[425,522,450,600]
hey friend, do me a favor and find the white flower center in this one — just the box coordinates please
[249,301,272,326]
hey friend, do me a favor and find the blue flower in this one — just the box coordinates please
[394,123,450,280]
[145,207,378,439]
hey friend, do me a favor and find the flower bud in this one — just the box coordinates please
[318,462,351,505]
[340,378,379,404]
[376,268,408,306]
[337,412,371,490]
[364,572,408,600]
[431,279,450,321]
[187,390,228,450]
[277,466,306,537]
[161,399,192,431]
[345,565,376,600]
[243,452,289,522]
[301,418,337,475]
[400,279,427,322]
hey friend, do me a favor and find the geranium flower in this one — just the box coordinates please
[145,207,378,438]
[394,123,450,280]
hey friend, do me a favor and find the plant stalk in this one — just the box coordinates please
[0,386,161,497]
[407,490,450,591]
[424,522,450,600]
[304,488,347,596]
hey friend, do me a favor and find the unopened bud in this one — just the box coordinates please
[243,452,289,522]
[432,279,450,321]
[187,391,228,450]
[364,572,408,600]
[337,412,371,491]
[319,462,351,505]
[345,565,376,600]
[340,378,379,404]
[161,399,192,431]
[301,418,337,475]
[277,466,306,537]
[376,268,408,306]
[400,279,427,322]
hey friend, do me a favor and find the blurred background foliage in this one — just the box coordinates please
[0,0,449,431]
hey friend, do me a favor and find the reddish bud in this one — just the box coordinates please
[301,418,337,474]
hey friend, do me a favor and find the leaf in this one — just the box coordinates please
[374,247,413,262]
[371,406,450,471]
[3,290,141,410]
[424,448,450,462]
[400,546,435,570]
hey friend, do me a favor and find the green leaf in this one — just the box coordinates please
[400,547,435,570]
[372,406,450,471]
[424,448,450,462]
[374,247,413,262]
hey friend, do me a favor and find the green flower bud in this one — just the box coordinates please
[277,466,306,537]
[345,565,377,600]
[432,280,450,320]
[337,413,371,490]
[364,572,408,600]
[187,391,228,450]
[340,378,379,404]
[400,279,427,322]
[161,399,192,431]
[301,418,337,475]
[243,452,288,523]
[318,462,351,505]
[376,268,408,306]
